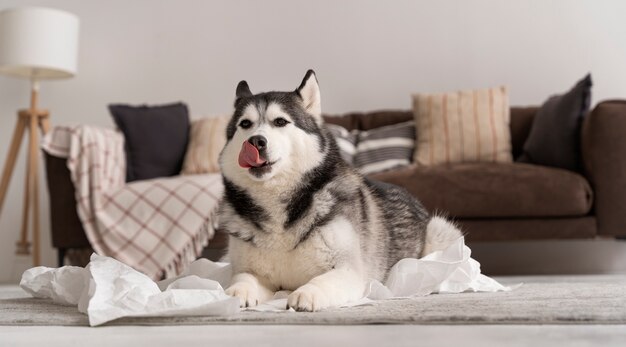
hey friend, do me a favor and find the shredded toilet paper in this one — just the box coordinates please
[20,237,516,326]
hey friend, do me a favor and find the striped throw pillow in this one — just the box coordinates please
[181,115,230,174]
[412,86,512,166]
[327,122,416,175]
[326,124,358,164]
[355,121,415,175]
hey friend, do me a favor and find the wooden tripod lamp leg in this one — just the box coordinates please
[13,112,48,264]
[16,113,32,256]
[29,113,41,266]
[17,148,30,255]
[0,80,49,266]
[0,116,27,216]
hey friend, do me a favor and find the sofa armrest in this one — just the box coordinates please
[42,124,126,250]
[44,152,90,249]
[582,100,626,236]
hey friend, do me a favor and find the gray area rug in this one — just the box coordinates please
[1,275,625,326]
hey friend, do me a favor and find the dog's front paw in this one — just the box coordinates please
[225,282,260,308]
[287,283,330,312]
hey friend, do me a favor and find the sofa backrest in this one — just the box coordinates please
[510,107,539,159]
[323,107,539,159]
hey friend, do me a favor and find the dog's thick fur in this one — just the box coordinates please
[218,70,461,311]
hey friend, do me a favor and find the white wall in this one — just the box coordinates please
[1,0,625,283]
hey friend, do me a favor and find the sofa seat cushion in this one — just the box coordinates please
[370,163,593,218]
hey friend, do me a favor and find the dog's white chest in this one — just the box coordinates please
[228,216,361,291]
[229,233,333,290]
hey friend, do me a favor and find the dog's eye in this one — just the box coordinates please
[273,118,289,127]
[239,119,252,129]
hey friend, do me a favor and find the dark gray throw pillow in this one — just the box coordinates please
[109,102,190,182]
[517,74,592,171]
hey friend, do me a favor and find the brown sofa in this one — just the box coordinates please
[44,100,626,265]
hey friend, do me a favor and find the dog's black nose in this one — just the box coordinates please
[248,135,267,150]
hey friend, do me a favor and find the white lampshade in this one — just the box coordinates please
[0,7,79,80]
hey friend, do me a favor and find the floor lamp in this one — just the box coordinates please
[0,7,79,266]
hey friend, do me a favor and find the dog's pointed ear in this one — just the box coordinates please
[296,70,322,124]
[235,80,252,105]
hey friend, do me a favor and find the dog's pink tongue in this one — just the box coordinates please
[238,141,266,168]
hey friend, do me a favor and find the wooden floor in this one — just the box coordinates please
[1,324,626,347]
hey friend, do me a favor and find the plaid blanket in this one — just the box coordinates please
[42,125,223,280]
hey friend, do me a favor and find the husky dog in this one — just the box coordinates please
[218,70,462,311]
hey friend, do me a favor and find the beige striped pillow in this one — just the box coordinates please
[181,115,230,174]
[412,86,512,166]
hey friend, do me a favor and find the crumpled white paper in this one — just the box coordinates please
[20,237,516,326]
[364,235,512,299]
[20,254,240,326]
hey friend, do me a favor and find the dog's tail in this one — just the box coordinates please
[421,216,463,257]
